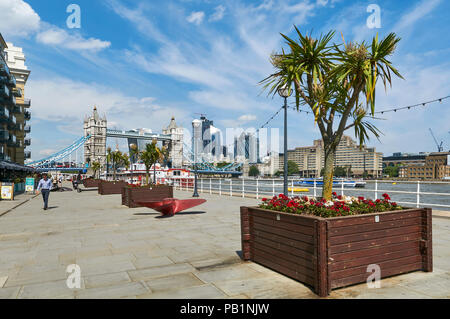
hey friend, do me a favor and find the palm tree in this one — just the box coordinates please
[91,161,101,179]
[140,139,165,185]
[261,28,403,200]
[107,148,129,181]
[129,144,138,184]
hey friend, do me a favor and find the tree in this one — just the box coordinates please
[107,148,129,181]
[91,161,101,179]
[287,160,299,175]
[261,29,402,200]
[384,165,399,177]
[140,139,165,185]
[249,165,260,177]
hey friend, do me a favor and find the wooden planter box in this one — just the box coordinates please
[122,185,174,208]
[98,180,128,195]
[240,206,432,297]
[82,179,101,188]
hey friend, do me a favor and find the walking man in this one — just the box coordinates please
[36,173,52,210]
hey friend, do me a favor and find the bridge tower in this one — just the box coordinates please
[84,106,107,168]
[162,117,184,168]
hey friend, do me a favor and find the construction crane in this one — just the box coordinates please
[429,128,443,152]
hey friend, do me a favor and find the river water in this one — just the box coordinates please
[197,178,450,211]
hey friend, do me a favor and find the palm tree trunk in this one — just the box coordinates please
[146,168,149,185]
[322,144,336,201]
[153,163,156,184]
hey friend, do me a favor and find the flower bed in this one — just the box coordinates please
[259,192,402,218]
[122,185,173,208]
[98,180,128,195]
[241,193,432,297]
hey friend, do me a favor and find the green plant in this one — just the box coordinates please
[91,161,101,179]
[140,139,165,185]
[261,29,402,200]
[107,148,129,181]
[249,165,260,177]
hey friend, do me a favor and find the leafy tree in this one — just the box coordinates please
[261,29,402,200]
[91,161,101,179]
[140,139,166,185]
[107,148,129,181]
[383,165,399,177]
[249,165,260,177]
[288,160,299,175]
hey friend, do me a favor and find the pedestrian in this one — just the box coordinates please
[36,173,52,210]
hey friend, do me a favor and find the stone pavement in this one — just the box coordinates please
[0,192,37,218]
[0,184,449,299]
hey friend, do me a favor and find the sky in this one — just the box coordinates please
[0,0,449,162]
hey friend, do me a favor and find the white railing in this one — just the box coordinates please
[169,177,450,210]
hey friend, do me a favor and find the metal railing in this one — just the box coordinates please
[167,177,450,210]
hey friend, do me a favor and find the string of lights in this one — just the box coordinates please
[287,95,450,117]
[256,106,284,132]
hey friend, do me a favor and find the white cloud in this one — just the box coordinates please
[187,11,205,25]
[0,0,40,37]
[238,114,257,122]
[393,0,442,32]
[36,26,111,52]
[27,77,189,136]
[209,5,226,22]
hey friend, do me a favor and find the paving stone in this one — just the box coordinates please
[128,263,196,281]
[84,272,132,289]
[145,273,205,292]
[0,286,21,299]
[19,280,82,299]
[0,276,7,288]
[137,284,226,299]
[194,264,265,283]
[133,256,174,269]
[76,282,149,299]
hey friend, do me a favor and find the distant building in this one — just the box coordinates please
[83,106,107,168]
[399,152,450,180]
[162,117,184,168]
[234,131,259,163]
[383,152,428,168]
[192,115,228,163]
[279,135,383,177]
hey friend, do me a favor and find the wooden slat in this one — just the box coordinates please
[253,222,314,244]
[252,215,314,236]
[253,235,314,260]
[330,261,423,289]
[329,232,421,254]
[328,210,422,227]
[252,254,315,286]
[253,248,315,277]
[330,246,420,273]
[328,217,422,237]
[253,242,314,270]
[329,225,422,245]
[248,207,317,227]
[331,240,420,263]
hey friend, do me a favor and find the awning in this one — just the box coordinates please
[0,161,35,172]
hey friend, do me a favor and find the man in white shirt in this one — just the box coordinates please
[36,173,52,210]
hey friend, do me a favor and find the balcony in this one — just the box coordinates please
[0,130,10,143]
[24,110,31,121]
[24,151,31,159]
[0,58,10,76]
[24,125,31,133]
[8,121,20,131]
[0,84,9,97]
[9,75,16,87]
[11,105,21,114]
[12,87,22,98]
[21,98,31,107]
[0,106,9,122]
[7,135,18,147]
[24,138,31,146]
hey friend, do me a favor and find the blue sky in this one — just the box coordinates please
[1,0,449,161]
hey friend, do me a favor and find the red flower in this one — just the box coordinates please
[332,192,337,196]
[262,198,268,201]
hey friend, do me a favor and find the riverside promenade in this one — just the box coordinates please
[0,185,449,299]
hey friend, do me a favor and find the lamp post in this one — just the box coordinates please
[192,120,201,197]
[278,85,292,197]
